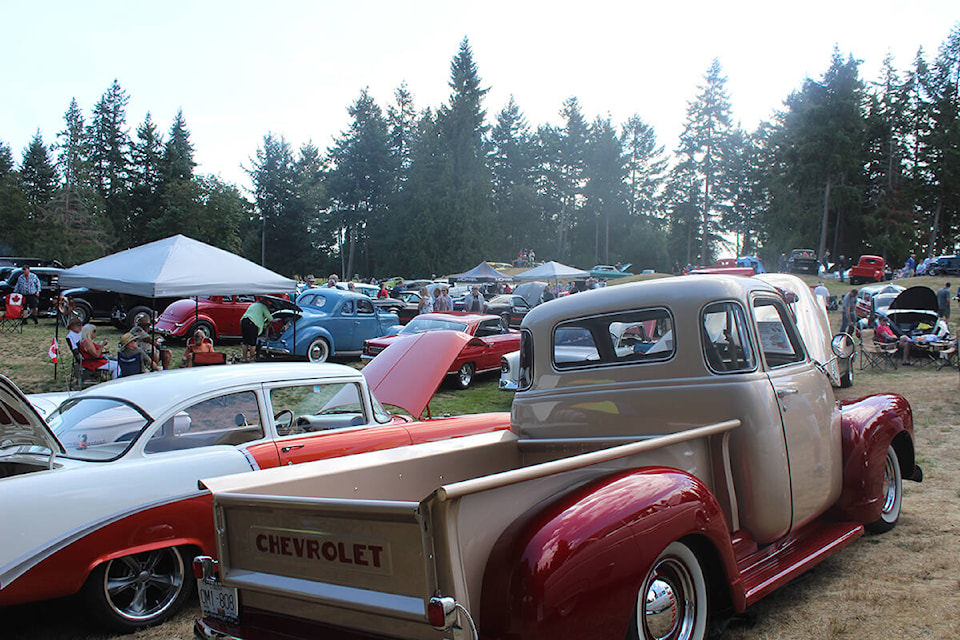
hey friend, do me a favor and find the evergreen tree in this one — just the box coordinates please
[163,109,196,183]
[0,142,32,255]
[87,79,132,237]
[386,82,418,191]
[581,116,626,265]
[489,96,541,259]
[19,132,58,215]
[326,89,391,278]
[672,59,735,263]
[537,97,588,261]
[129,113,165,244]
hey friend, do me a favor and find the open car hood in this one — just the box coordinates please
[884,286,939,326]
[0,375,63,455]
[361,331,475,420]
[514,281,547,307]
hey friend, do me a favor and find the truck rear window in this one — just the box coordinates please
[552,308,675,370]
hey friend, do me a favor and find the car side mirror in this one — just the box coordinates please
[831,333,855,358]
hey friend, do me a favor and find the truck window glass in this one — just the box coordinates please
[752,299,805,368]
[145,391,263,454]
[701,302,756,373]
[270,382,366,436]
[553,308,675,369]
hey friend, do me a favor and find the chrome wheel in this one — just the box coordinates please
[633,542,707,640]
[455,362,475,389]
[307,338,330,363]
[85,546,191,630]
[868,445,902,533]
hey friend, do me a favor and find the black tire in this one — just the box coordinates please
[125,305,154,330]
[839,362,854,388]
[454,362,475,389]
[72,300,93,325]
[188,320,216,341]
[867,445,902,534]
[83,546,193,632]
[628,541,708,640]
[306,337,330,363]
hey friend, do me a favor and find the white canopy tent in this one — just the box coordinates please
[513,261,589,281]
[58,235,297,296]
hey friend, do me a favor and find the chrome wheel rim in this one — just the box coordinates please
[880,451,899,516]
[308,340,329,362]
[102,548,184,622]
[643,557,696,640]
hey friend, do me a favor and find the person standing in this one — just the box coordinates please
[440,286,454,312]
[840,288,858,335]
[13,266,41,324]
[813,282,829,307]
[240,297,273,363]
[937,282,951,320]
[417,286,433,314]
[463,285,484,313]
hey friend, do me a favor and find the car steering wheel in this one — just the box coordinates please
[273,409,295,432]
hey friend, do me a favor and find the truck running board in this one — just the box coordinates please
[736,520,864,606]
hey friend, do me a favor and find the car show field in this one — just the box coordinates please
[1,273,958,639]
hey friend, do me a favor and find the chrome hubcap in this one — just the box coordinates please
[881,454,896,514]
[104,548,184,621]
[643,558,695,640]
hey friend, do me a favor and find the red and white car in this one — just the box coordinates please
[362,312,521,389]
[0,335,509,632]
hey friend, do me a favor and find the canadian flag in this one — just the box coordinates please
[49,337,58,363]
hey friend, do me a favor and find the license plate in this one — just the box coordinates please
[197,580,239,623]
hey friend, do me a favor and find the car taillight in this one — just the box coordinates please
[193,555,219,581]
[500,357,508,373]
[427,596,456,629]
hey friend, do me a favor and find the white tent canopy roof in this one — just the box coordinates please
[514,261,590,281]
[58,235,297,297]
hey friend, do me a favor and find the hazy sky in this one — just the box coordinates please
[3,1,957,191]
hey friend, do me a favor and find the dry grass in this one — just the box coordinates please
[3,306,960,639]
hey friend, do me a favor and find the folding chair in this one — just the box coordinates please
[191,351,227,366]
[68,343,110,390]
[859,329,899,371]
[0,293,25,332]
[118,351,144,377]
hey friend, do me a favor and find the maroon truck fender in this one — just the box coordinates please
[831,393,920,524]
[478,467,740,640]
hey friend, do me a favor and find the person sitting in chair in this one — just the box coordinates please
[78,324,119,379]
[117,333,147,377]
[130,315,171,369]
[182,328,215,367]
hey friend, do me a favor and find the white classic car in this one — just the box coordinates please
[0,339,510,632]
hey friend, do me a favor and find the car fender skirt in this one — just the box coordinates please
[479,467,740,640]
[831,393,917,525]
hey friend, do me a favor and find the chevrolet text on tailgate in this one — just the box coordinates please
[194,275,922,640]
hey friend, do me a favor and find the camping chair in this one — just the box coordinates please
[118,351,144,377]
[68,342,110,390]
[859,328,899,371]
[191,351,227,366]
[0,293,25,333]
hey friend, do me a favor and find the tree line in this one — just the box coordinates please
[2,30,959,280]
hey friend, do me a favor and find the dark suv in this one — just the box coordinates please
[929,255,960,276]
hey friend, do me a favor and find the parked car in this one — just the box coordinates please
[155,294,288,341]
[0,352,510,631]
[878,286,945,337]
[483,293,534,328]
[787,248,820,275]
[335,282,380,298]
[927,255,960,276]
[61,288,181,328]
[0,267,62,316]
[373,289,422,324]
[363,312,520,388]
[259,288,401,363]
[855,284,905,325]
[848,255,889,285]
[588,263,633,278]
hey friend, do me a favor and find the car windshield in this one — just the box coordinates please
[297,292,333,311]
[400,317,469,334]
[46,397,151,461]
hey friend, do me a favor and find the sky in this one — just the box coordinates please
[3,1,957,192]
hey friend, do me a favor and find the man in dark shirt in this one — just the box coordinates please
[937,282,951,320]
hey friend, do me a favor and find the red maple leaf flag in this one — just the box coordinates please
[49,337,58,363]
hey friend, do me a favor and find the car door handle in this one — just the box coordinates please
[281,444,304,453]
[776,388,798,398]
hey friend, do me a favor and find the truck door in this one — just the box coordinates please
[752,296,842,528]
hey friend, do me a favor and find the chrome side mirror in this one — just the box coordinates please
[831,333,855,358]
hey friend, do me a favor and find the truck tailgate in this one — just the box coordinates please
[215,492,436,631]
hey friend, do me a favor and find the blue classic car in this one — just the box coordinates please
[260,288,402,362]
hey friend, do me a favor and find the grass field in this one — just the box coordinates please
[2,276,958,639]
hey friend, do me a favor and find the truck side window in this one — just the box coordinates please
[701,302,756,373]
[553,308,674,369]
[270,383,366,436]
[752,299,805,368]
[145,391,263,453]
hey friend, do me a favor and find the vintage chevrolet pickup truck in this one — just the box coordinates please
[193,275,922,640]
